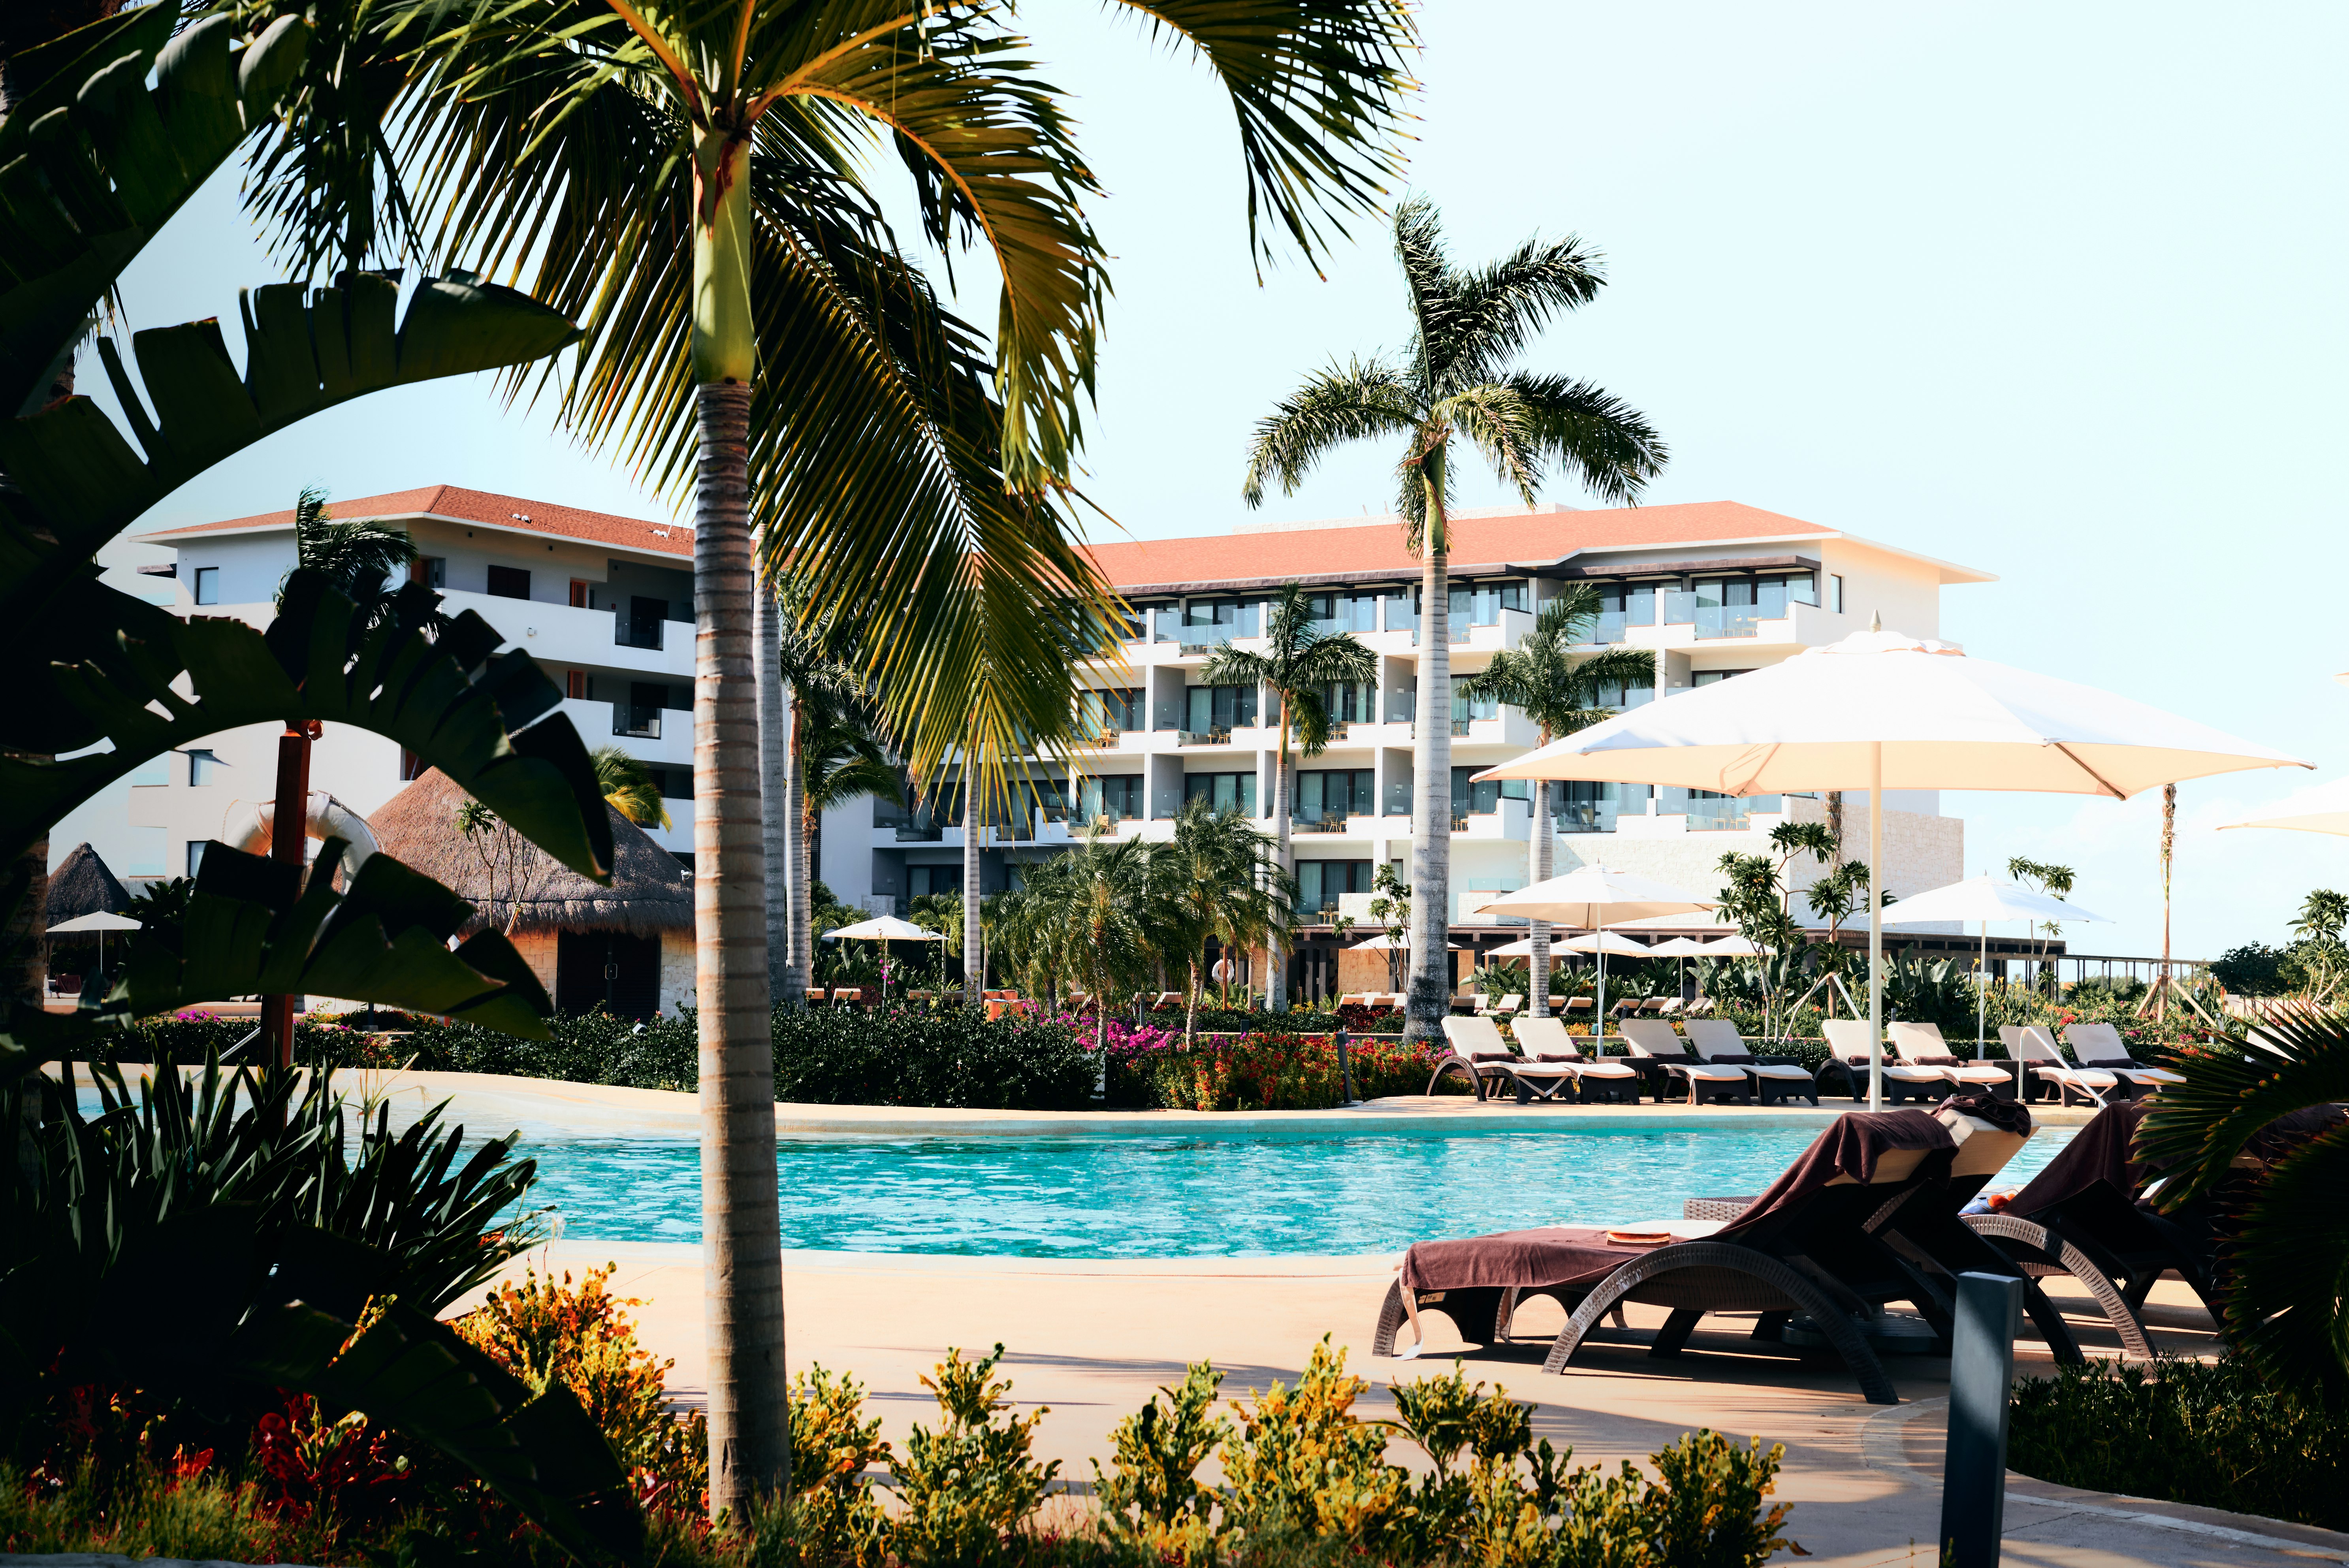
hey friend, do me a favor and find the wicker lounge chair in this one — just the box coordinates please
[1617,1018,1752,1103]
[1888,1022,2016,1097]
[1511,1016,1643,1103]
[2062,1023,2186,1096]
[1430,1016,1576,1103]
[1375,1110,1959,1403]
[1821,1019,1952,1103]
[1682,1019,1820,1105]
[1999,1025,2117,1105]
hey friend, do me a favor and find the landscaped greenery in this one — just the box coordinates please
[2009,1357,2348,1530]
[6,1256,1801,1567]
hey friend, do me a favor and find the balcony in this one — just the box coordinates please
[1293,812,1354,835]
[613,704,663,740]
[1177,728,1233,746]
[1451,717,1472,737]
[894,821,945,842]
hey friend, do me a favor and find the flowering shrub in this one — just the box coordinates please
[1103,1030,1452,1110]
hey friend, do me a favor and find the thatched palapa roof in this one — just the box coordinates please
[367,770,691,936]
[46,843,134,926]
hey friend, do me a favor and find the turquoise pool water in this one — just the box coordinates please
[517,1124,2078,1257]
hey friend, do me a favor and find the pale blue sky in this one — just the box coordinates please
[93,1,2349,961]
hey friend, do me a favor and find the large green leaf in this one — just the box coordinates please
[0,8,312,414]
[23,834,557,1039]
[0,269,578,614]
[0,568,612,882]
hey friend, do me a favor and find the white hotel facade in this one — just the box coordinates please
[73,489,1991,1000]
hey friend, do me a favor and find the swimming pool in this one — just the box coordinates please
[520,1124,2078,1257]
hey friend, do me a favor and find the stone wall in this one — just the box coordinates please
[658,930,695,1015]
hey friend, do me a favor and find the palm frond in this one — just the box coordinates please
[1503,368,1667,505]
[1430,230,1606,393]
[2221,1128,2349,1395]
[589,743,670,830]
[1437,381,1540,505]
[1101,0,1417,276]
[1240,356,1419,504]
[2140,1010,2349,1203]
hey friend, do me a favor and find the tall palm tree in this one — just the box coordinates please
[797,695,900,905]
[258,0,1416,1513]
[770,600,866,1004]
[1017,832,1156,1051]
[1455,584,1653,1017]
[1243,197,1667,1042]
[1200,582,1372,1011]
[1155,798,1286,1045]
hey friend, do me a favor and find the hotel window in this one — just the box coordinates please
[908,864,955,899]
[1829,574,1844,614]
[192,566,218,605]
[1297,859,1374,915]
[1381,584,1415,632]
[1081,774,1145,821]
[1295,768,1374,822]
[1448,580,1526,627]
[1451,767,1528,818]
[186,841,207,877]
[569,579,590,607]
[186,749,220,786]
[1756,574,1816,617]
[1595,583,1655,636]
[414,556,446,589]
[1318,679,1375,725]
[1691,669,1753,687]
[400,748,427,781]
[1185,683,1258,732]
[486,564,531,600]
[1181,596,1258,640]
[1183,771,1258,814]
[566,669,587,700]
[1449,674,1499,722]
[1079,687,1142,732]
[1304,588,1380,633]
[1594,676,1656,709]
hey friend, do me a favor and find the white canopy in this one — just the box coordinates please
[1483,936,1542,956]
[1881,875,2110,928]
[2217,776,2349,838]
[1470,623,2306,1109]
[1351,933,1465,951]
[823,916,945,942]
[1476,625,2308,798]
[1649,933,1766,958]
[1471,864,1715,927]
[47,911,140,934]
[1557,930,1658,956]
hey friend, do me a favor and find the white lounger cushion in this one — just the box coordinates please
[2065,1023,2187,1083]
[1510,1016,1639,1077]
[1613,1019,1686,1057]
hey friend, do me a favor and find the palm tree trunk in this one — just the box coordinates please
[783,691,808,1002]
[755,569,791,1003]
[1406,456,1452,1044]
[691,379,787,1516]
[1267,696,1292,1013]
[1186,958,1202,1047]
[963,774,983,995]
[1529,765,1552,1018]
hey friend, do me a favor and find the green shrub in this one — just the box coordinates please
[2009,1357,2349,1529]
[1107,1033,1450,1110]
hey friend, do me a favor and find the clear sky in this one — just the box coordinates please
[90,0,2349,963]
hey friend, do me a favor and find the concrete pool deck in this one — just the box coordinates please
[315,1067,2106,1139]
[466,1240,2343,1568]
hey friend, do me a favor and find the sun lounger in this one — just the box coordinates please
[2061,1023,2186,1095]
[830,987,865,1005]
[1474,992,1525,1017]
[1654,996,1685,1016]
[1511,1016,1643,1103]
[1999,1025,2117,1105]
[1821,1019,1951,1103]
[1376,1110,1961,1402]
[1617,1018,1752,1104]
[1564,996,1594,1014]
[1684,1095,2084,1361]
[1888,1022,2015,1097]
[1682,1019,1820,1105]
[1430,1016,1575,1104]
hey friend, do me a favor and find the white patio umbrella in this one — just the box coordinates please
[1557,929,1656,955]
[824,915,946,998]
[2216,776,2349,837]
[47,909,141,976]
[1348,932,1467,950]
[1473,865,1713,1043]
[1883,875,2109,1049]
[1477,623,2309,1107]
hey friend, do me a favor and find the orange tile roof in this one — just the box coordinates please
[1082,500,1835,591]
[136,484,692,560]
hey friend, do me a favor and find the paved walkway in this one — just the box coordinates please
[467,1240,2344,1568]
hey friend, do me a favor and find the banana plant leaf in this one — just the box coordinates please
[0,568,612,882]
[75,834,559,1038]
[0,8,311,416]
[0,268,578,617]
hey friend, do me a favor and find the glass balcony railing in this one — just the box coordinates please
[613,706,662,739]
[1684,796,1754,830]
[1589,611,1627,644]
[1693,605,1762,640]
[1553,802,1618,834]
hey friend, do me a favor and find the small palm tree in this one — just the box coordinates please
[2138,1012,2349,1396]
[798,697,901,908]
[276,484,418,614]
[771,604,871,1003]
[1455,583,1653,1017]
[1021,833,1156,1053]
[1244,197,1666,1042]
[590,744,670,830]
[1155,799,1287,1045]
[1201,583,1372,1012]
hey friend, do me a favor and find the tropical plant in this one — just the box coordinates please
[1713,821,1835,1036]
[592,744,671,830]
[1456,582,1654,1018]
[763,592,867,1002]
[1154,799,1287,1046]
[798,697,901,919]
[1804,857,1883,1015]
[2288,889,2349,1002]
[1243,196,1666,1041]
[1366,861,1411,993]
[273,482,420,618]
[243,0,1418,1512]
[2137,1009,2349,1398]
[2007,856,2075,988]
[1012,834,1157,1052]
[454,797,558,937]
[1201,582,1373,1011]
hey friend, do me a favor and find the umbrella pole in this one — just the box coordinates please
[1868,744,1883,1113]
[1597,937,1607,1047]
[1977,919,1987,1060]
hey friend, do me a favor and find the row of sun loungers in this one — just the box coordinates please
[1376,1093,2347,1402]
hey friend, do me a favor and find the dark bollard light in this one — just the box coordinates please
[1335,1026,1356,1105]
[1941,1271,2024,1568]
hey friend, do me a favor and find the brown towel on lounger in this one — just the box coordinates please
[1940,1093,2031,1136]
[2006,1100,2151,1216]
[1470,1052,1516,1063]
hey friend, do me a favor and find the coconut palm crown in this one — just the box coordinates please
[1242,196,1667,1041]
[1201,582,1373,1011]
[1455,582,1655,1017]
